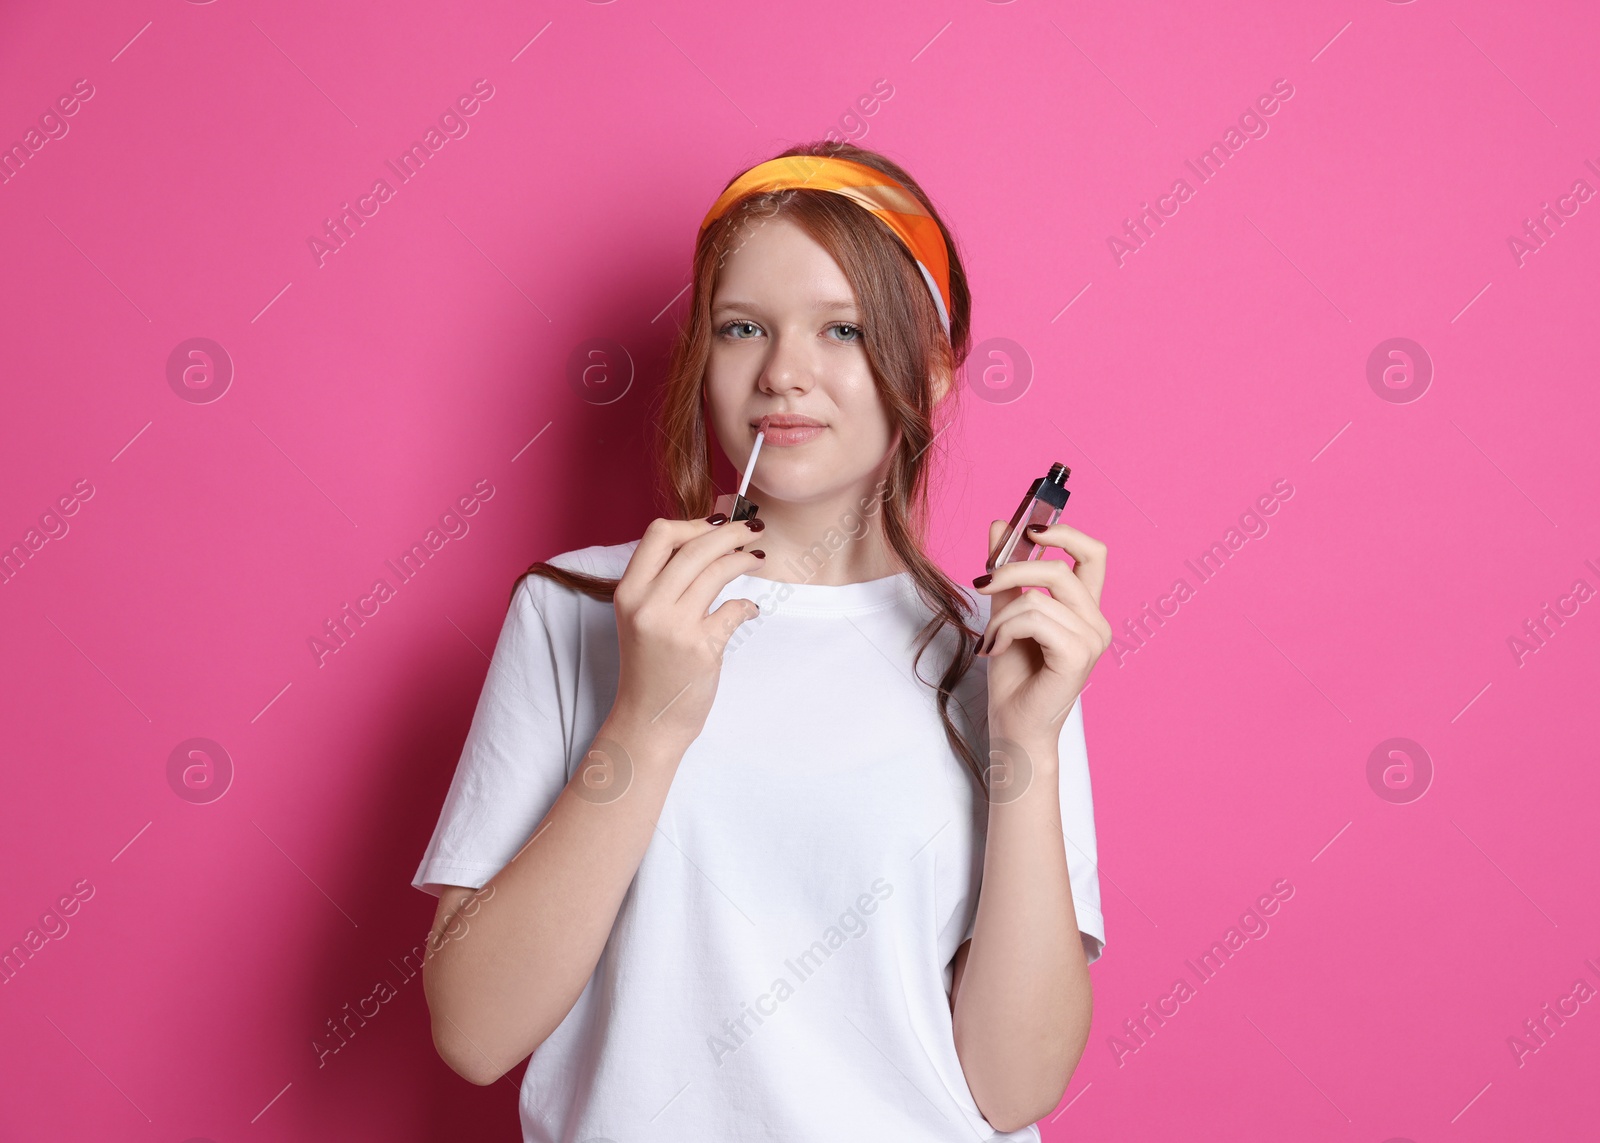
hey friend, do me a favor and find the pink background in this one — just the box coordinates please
[3,0,1596,1139]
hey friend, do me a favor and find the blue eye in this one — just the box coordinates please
[715,320,862,342]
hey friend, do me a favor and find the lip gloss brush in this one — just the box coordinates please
[738,419,766,498]
[714,415,767,525]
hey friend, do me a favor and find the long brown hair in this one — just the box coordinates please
[517,140,987,784]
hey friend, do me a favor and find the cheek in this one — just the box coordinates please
[702,364,752,455]
[834,372,893,442]
[704,340,759,390]
[701,357,735,412]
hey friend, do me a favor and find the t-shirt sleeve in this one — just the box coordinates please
[960,694,1106,966]
[410,576,575,897]
[1057,695,1105,964]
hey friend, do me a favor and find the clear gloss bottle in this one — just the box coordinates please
[986,462,1071,572]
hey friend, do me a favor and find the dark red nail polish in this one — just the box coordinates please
[707,512,728,524]
[972,573,993,588]
[1026,523,1046,533]
[746,517,766,532]
[750,549,765,558]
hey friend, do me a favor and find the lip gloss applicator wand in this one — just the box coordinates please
[715,416,767,546]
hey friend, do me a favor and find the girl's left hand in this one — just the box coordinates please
[973,520,1112,750]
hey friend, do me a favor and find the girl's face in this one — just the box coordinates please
[704,215,897,514]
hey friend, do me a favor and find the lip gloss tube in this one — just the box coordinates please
[713,486,760,523]
[986,462,1071,572]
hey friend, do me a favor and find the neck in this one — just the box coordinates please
[736,485,905,587]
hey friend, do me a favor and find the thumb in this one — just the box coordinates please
[707,597,761,652]
[983,519,1023,606]
[987,518,1008,562]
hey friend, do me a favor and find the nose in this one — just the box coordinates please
[757,331,816,398]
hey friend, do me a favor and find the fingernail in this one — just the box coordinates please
[1026,523,1046,533]
[707,512,728,524]
[972,573,993,588]
[750,549,766,558]
[746,517,766,532]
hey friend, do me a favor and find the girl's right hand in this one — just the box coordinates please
[608,514,767,750]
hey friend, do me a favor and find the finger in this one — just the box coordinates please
[622,517,722,588]
[985,607,1097,678]
[1009,520,1107,607]
[704,595,762,652]
[680,544,766,623]
[987,518,1008,556]
[983,519,1022,606]
[983,590,1105,658]
[649,517,764,608]
[976,556,1109,645]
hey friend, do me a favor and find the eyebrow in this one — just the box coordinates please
[711,298,860,314]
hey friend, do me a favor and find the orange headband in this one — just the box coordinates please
[698,155,953,338]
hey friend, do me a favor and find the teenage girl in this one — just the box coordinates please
[413,140,1113,1142]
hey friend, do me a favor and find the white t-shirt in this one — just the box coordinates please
[412,539,1106,1142]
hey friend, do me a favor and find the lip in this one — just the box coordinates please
[754,414,825,429]
[753,414,826,448]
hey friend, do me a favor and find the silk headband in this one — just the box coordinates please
[698,155,953,338]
